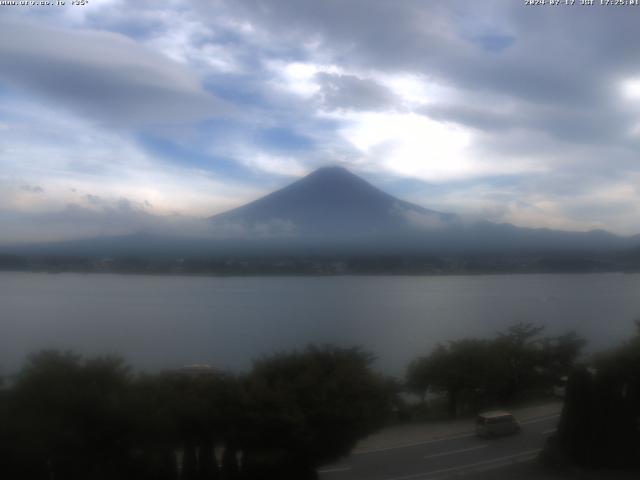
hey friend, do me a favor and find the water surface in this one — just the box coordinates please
[1,272,638,376]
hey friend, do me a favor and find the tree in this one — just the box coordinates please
[406,323,586,418]
[546,322,640,470]
[555,367,595,466]
[493,322,545,400]
[240,345,395,479]
[130,368,242,479]
[538,331,586,390]
[3,346,395,479]
[0,374,13,478]
[7,351,133,480]
[406,356,434,404]
[412,340,494,418]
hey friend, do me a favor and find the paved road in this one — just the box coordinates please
[318,413,559,480]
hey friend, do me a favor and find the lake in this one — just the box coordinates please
[1,272,639,377]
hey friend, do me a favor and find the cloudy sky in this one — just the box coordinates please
[2,0,640,243]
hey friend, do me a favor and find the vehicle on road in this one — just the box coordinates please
[475,411,521,438]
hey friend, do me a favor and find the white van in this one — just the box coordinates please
[475,411,521,438]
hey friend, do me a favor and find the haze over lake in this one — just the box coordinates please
[1,271,638,377]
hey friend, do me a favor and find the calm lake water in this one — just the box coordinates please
[1,272,639,377]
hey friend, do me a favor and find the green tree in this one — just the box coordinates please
[546,322,640,470]
[416,340,493,418]
[493,322,545,400]
[406,323,586,418]
[405,355,434,404]
[240,345,395,479]
[538,331,586,390]
[8,351,133,480]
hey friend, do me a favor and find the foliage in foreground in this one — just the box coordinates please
[0,346,395,480]
[543,322,640,470]
[405,323,585,418]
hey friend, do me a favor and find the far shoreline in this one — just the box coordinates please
[0,268,637,279]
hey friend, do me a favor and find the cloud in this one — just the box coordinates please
[2,0,640,238]
[0,97,262,218]
[0,19,228,128]
[0,203,215,246]
[20,185,44,194]
[314,73,399,111]
[236,152,309,177]
[0,200,299,246]
[214,0,639,134]
[319,110,546,183]
[85,194,104,205]
[395,206,449,231]
[473,33,515,54]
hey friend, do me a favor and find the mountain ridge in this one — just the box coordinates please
[210,166,456,236]
[2,166,639,258]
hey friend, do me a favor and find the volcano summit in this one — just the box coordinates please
[210,166,456,238]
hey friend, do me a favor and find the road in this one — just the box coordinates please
[318,413,559,480]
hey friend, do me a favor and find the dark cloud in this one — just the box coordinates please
[0,20,229,128]
[420,104,514,132]
[474,33,515,54]
[421,100,632,145]
[214,0,640,122]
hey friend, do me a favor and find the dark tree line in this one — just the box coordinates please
[544,322,640,470]
[405,323,586,418]
[0,346,395,480]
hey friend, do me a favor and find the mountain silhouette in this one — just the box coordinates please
[208,166,636,254]
[5,166,638,258]
[210,166,455,236]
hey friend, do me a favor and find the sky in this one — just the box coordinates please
[2,0,640,244]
